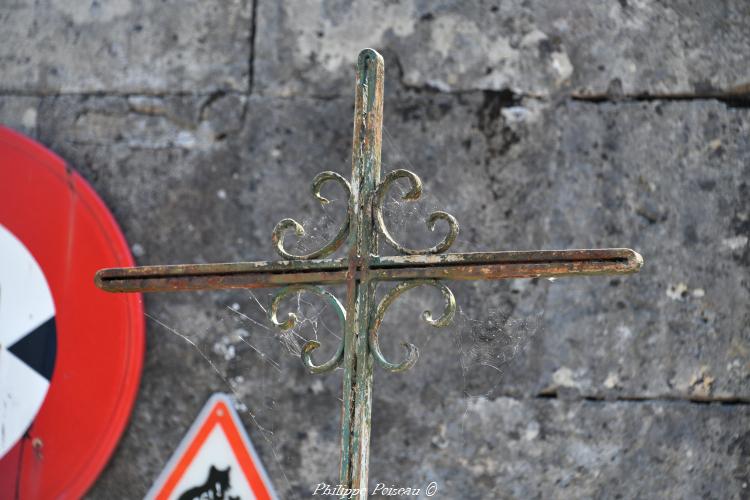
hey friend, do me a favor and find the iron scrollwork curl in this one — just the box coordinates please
[272,171,352,260]
[369,280,456,373]
[373,169,459,255]
[269,285,346,374]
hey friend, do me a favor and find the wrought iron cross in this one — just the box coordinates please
[96,49,642,498]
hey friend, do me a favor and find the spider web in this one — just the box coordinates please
[141,133,553,497]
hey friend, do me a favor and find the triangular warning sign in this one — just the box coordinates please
[146,393,277,500]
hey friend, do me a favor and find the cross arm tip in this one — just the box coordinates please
[622,248,644,272]
[94,268,106,290]
[95,267,135,293]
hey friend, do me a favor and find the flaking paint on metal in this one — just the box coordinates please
[93,49,643,499]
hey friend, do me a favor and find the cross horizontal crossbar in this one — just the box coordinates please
[95,248,642,293]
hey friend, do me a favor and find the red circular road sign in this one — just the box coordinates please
[0,126,144,498]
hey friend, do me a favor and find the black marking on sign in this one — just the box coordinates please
[8,316,57,381]
[177,465,240,500]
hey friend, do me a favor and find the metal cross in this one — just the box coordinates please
[96,49,642,499]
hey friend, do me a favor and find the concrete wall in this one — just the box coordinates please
[1,1,748,498]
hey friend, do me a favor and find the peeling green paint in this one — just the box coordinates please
[94,49,643,498]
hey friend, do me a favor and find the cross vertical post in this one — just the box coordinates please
[340,49,384,497]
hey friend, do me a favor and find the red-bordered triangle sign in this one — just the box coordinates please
[146,393,277,500]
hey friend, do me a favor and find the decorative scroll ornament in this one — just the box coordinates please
[373,169,459,255]
[271,171,352,260]
[368,280,456,373]
[269,285,346,374]
[269,167,460,373]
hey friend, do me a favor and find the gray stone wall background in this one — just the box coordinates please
[2,1,749,498]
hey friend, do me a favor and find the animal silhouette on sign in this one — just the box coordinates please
[177,465,240,500]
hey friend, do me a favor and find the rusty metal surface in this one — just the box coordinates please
[95,248,641,293]
[94,49,643,499]
[341,48,384,498]
[95,258,349,292]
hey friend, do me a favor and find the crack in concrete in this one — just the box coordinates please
[0,90,247,98]
[535,392,750,407]
[390,50,546,102]
[572,92,750,109]
[248,0,258,96]
[3,87,750,110]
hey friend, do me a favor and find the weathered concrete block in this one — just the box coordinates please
[256,1,750,97]
[529,100,750,402]
[0,0,252,93]
[382,397,750,499]
[2,85,746,498]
